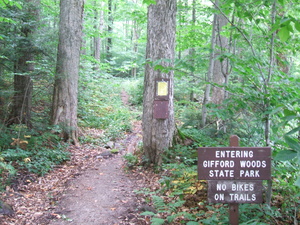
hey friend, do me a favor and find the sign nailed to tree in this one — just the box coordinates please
[198,147,271,180]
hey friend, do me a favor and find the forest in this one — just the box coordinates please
[0,0,299,224]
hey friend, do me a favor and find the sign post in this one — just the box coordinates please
[229,135,240,225]
[198,135,271,224]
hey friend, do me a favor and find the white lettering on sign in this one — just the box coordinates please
[240,160,267,168]
[229,193,257,201]
[231,183,254,191]
[198,147,271,180]
[203,160,235,168]
[240,170,260,178]
[217,183,227,191]
[215,150,254,158]
[208,180,264,203]
[209,170,234,178]
[214,193,225,201]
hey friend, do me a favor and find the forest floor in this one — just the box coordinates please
[0,91,159,225]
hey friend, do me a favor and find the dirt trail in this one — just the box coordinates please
[49,155,137,225]
[0,91,146,225]
[49,91,143,225]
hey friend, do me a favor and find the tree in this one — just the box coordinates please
[142,0,177,166]
[106,0,113,62]
[7,0,40,127]
[92,0,104,71]
[202,0,230,129]
[51,0,84,145]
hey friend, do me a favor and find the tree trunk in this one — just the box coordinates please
[51,0,84,146]
[211,1,229,105]
[142,0,177,166]
[265,0,277,206]
[131,19,138,78]
[202,12,217,127]
[106,0,113,62]
[8,0,40,128]
[202,0,229,129]
[8,75,33,127]
[189,0,196,102]
[93,1,104,71]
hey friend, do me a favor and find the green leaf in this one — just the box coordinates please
[187,222,200,225]
[140,211,156,216]
[278,26,290,42]
[151,218,165,225]
[295,21,300,32]
[295,176,300,187]
[286,126,300,136]
[154,65,165,71]
[284,136,300,152]
[274,150,297,161]
[287,24,294,32]
[143,0,156,5]
[283,108,297,117]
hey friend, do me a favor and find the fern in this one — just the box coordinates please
[0,162,16,175]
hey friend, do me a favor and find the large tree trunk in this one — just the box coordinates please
[51,0,84,146]
[142,0,177,166]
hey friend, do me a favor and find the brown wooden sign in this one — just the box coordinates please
[153,100,169,119]
[197,136,272,225]
[198,147,271,180]
[208,180,263,204]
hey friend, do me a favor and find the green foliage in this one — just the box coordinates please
[0,162,16,176]
[78,75,133,141]
[123,153,139,169]
[0,125,70,188]
[124,78,144,106]
[143,0,156,5]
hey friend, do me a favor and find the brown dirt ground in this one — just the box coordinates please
[0,91,157,225]
[49,153,139,225]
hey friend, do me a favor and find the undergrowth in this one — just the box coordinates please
[0,75,136,190]
[0,124,70,190]
[78,76,134,142]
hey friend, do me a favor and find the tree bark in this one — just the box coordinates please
[202,0,229,129]
[131,19,138,78]
[93,1,104,71]
[211,1,229,105]
[142,0,176,166]
[202,11,217,127]
[51,0,84,146]
[106,0,113,62]
[8,75,33,127]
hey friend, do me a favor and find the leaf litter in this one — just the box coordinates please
[0,122,158,225]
